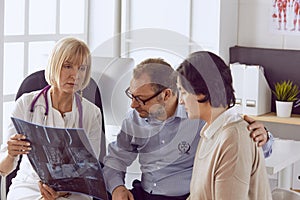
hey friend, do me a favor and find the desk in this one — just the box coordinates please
[265,139,300,189]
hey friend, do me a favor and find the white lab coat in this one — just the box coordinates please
[0,89,103,200]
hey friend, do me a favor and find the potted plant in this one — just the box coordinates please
[272,80,300,117]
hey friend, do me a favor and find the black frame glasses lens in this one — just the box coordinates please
[125,87,167,105]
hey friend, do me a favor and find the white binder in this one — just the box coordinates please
[230,63,271,116]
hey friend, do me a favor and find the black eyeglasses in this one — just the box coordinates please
[125,87,166,105]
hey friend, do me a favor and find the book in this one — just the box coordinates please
[11,117,108,200]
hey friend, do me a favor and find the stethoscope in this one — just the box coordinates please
[30,85,83,128]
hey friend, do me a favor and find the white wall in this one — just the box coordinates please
[88,0,115,55]
[219,0,238,62]
[0,0,3,145]
[89,0,300,63]
[237,0,300,141]
[88,0,239,65]
[238,0,300,49]
[191,0,238,64]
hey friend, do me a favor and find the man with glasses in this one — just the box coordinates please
[103,58,274,200]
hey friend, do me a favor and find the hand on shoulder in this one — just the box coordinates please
[112,185,134,200]
[244,115,268,147]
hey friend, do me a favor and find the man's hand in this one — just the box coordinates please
[244,115,268,147]
[112,185,134,200]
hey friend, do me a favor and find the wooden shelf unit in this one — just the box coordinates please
[249,112,300,125]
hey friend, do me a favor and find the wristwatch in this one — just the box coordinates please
[264,127,271,140]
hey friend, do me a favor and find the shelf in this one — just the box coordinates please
[249,112,300,125]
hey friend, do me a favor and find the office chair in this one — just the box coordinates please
[91,56,134,126]
[3,70,106,199]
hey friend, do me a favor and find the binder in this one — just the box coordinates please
[230,63,271,116]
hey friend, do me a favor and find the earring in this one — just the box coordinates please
[179,98,184,104]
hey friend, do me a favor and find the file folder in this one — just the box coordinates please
[230,63,271,116]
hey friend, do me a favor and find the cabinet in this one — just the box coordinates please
[293,161,300,190]
[249,112,300,190]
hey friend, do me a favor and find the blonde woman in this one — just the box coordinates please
[0,37,103,200]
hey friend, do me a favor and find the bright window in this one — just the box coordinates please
[1,0,88,141]
[4,0,25,35]
[60,0,85,34]
[29,0,56,34]
[122,0,192,68]
[28,41,55,74]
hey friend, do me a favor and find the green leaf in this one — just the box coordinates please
[272,80,300,102]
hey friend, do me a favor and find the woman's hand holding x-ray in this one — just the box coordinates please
[7,133,31,157]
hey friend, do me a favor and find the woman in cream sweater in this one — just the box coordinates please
[176,51,272,200]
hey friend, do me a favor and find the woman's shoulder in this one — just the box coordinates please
[219,120,258,156]
[219,120,250,144]
[16,90,43,104]
[81,97,101,112]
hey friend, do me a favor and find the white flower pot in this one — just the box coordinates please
[275,100,293,117]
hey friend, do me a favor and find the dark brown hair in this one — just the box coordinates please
[177,51,235,108]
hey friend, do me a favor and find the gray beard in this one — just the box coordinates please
[149,103,167,120]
